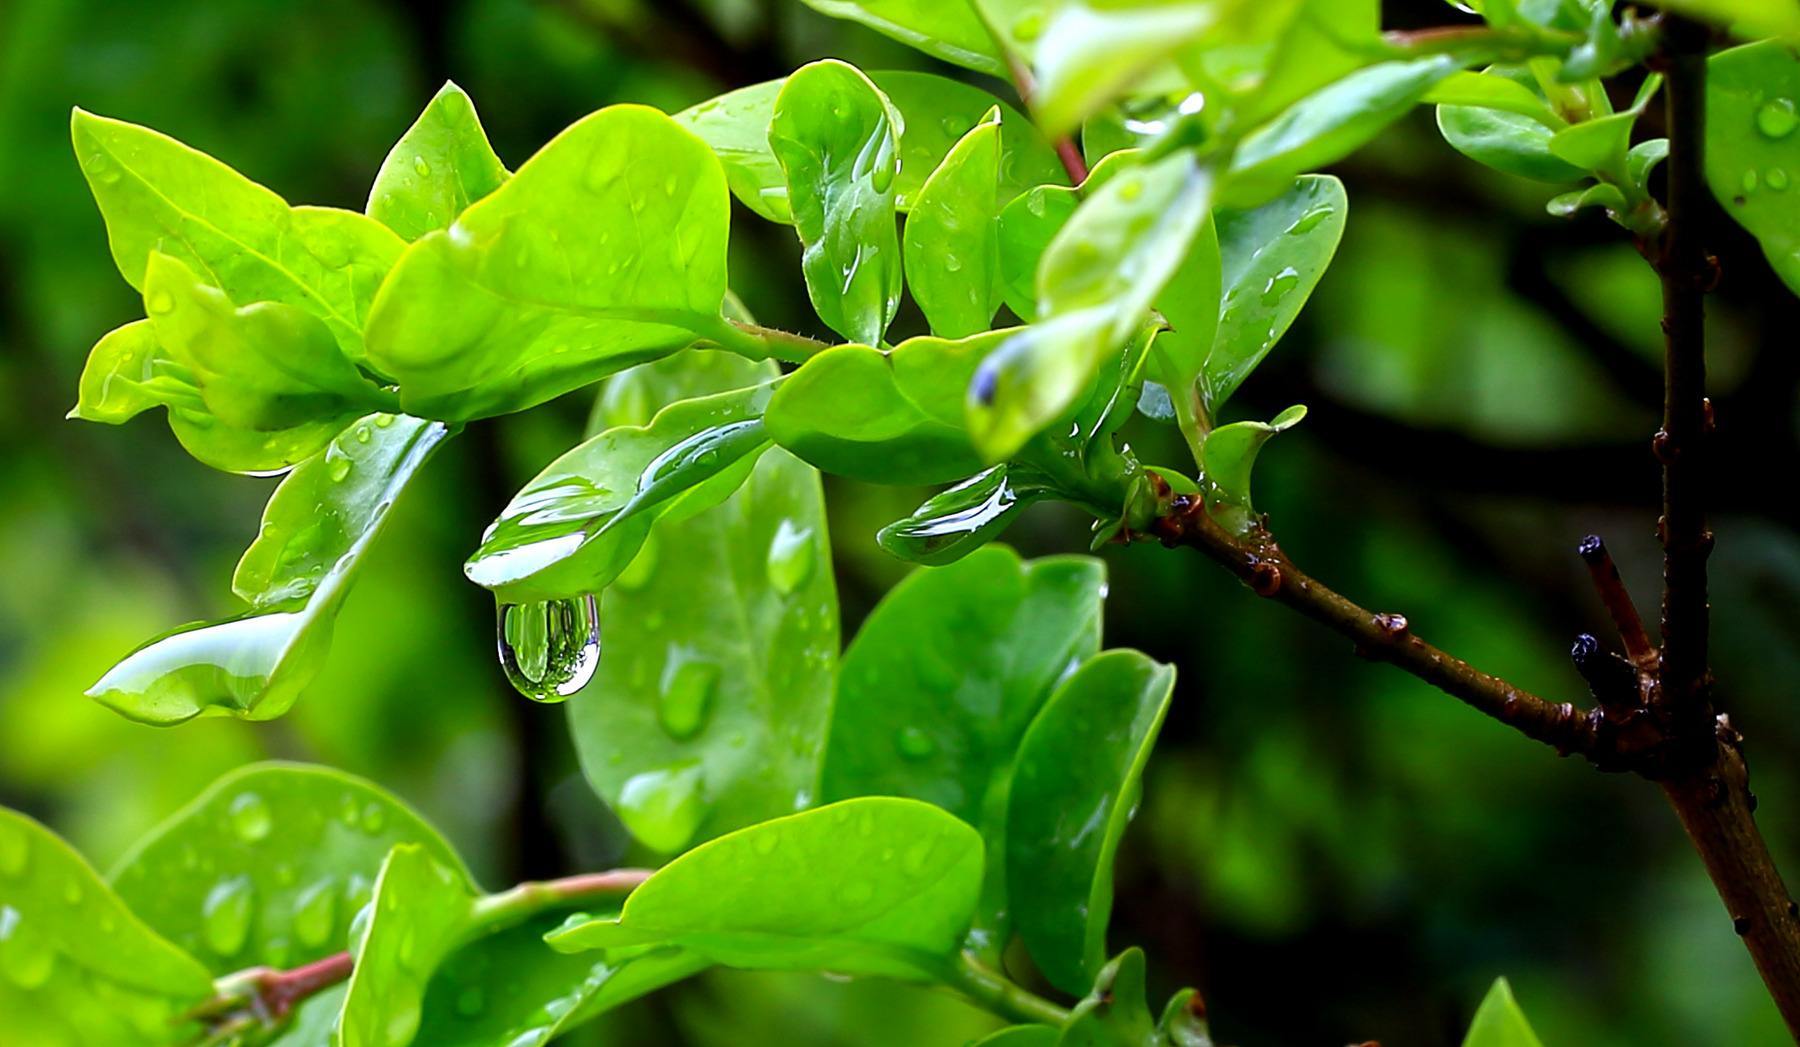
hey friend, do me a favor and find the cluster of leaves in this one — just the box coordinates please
[45,0,1800,1042]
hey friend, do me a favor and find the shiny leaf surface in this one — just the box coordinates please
[905,107,1006,338]
[366,81,510,241]
[1706,41,1800,296]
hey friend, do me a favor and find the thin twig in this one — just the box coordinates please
[1576,535,1656,668]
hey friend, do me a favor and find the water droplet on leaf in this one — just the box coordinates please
[202,878,255,957]
[658,659,718,740]
[1758,97,1798,139]
[0,906,56,989]
[228,792,273,843]
[293,881,337,948]
[765,521,815,595]
[895,726,936,760]
[616,763,705,853]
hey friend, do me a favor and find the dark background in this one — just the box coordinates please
[1,0,1796,1042]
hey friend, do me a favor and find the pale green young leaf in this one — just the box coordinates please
[905,107,1006,338]
[795,0,1008,75]
[770,60,904,346]
[0,808,213,1046]
[337,845,478,1047]
[876,465,1053,565]
[367,81,510,241]
[1547,108,1638,177]
[568,353,837,855]
[548,798,984,981]
[1007,651,1175,995]
[1147,213,1221,396]
[1225,56,1460,207]
[142,252,388,431]
[1706,41,1800,296]
[765,330,1008,485]
[166,410,355,476]
[970,151,1211,460]
[466,378,776,602]
[71,109,404,357]
[109,763,468,979]
[1461,977,1545,1047]
[362,105,732,420]
[1201,403,1306,518]
[87,416,448,724]
[1204,175,1346,412]
[1437,66,1587,184]
[997,183,1080,322]
[822,547,1105,957]
[68,319,203,424]
[1426,69,1566,123]
[1031,1,1220,137]
[1055,948,1157,1047]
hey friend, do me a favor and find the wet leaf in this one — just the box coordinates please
[876,465,1054,565]
[68,319,202,425]
[71,109,404,359]
[466,379,778,602]
[1201,403,1306,527]
[366,81,510,241]
[1006,652,1174,995]
[1435,67,1585,183]
[1031,1,1219,137]
[1461,977,1545,1047]
[997,182,1081,322]
[86,415,448,723]
[765,330,1007,485]
[795,0,1009,75]
[770,60,904,346]
[0,808,212,1046]
[822,546,1104,958]
[362,105,732,419]
[337,844,478,1047]
[1706,41,1800,297]
[548,798,984,981]
[905,107,1006,338]
[567,353,837,855]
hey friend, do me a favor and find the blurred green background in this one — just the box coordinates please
[3,0,1798,1043]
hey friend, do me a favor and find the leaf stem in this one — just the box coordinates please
[703,317,833,365]
[946,951,1072,1027]
[466,867,654,930]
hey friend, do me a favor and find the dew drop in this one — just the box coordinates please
[413,155,432,177]
[616,763,705,854]
[1743,169,1760,193]
[765,521,815,595]
[895,726,937,760]
[327,451,352,483]
[1287,204,1334,235]
[945,254,964,273]
[902,838,935,875]
[374,413,396,428]
[0,906,56,989]
[1769,166,1791,191]
[361,803,387,834]
[658,659,718,740]
[353,423,372,444]
[202,877,255,957]
[1260,266,1301,306]
[1758,97,1799,139]
[228,792,273,843]
[496,595,602,703]
[293,881,337,948]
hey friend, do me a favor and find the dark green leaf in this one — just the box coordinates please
[1007,651,1174,995]
[568,353,837,854]
[765,330,1007,485]
[366,81,510,241]
[0,808,213,1046]
[905,107,1006,338]
[71,109,404,358]
[976,1027,1062,1047]
[1706,41,1800,296]
[770,60,904,346]
[822,547,1105,954]
[362,105,734,419]
[1462,977,1545,1047]
[548,798,984,981]
[1055,948,1156,1047]
[86,415,448,723]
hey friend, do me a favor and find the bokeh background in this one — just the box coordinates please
[2,0,1797,1043]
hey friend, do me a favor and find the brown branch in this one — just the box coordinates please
[1577,535,1656,668]
[1148,499,1600,755]
[1004,52,1089,184]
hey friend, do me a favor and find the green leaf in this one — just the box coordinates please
[822,547,1105,953]
[1056,948,1156,1047]
[68,319,203,424]
[977,1027,1062,1047]
[338,844,479,1047]
[1157,988,1214,1047]
[1650,0,1800,38]
[166,410,356,477]
[0,808,213,1046]
[876,465,1053,565]
[466,378,778,602]
[1032,1,1219,137]
[1218,0,1383,130]
[1706,41,1800,297]
[997,183,1081,322]
[1006,651,1174,995]
[970,151,1212,460]
[1201,403,1305,520]
[366,81,510,241]
[1225,56,1460,208]
[1147,214,1221,397]
[362,105,732,420]
[795,0,1008,75]
[1547,108,1638,177]
[415,915,707,1046]
[86,415,448,723]
[1435,67,1586,184]
[548,798,984,981]
[770,60,904,346]
[905,107,1007,338]
[765,330,1007,485]
[71,109,405,358]
[109,763,468,981]
[143,252,388,431]
[1204,175,1346,412]
[676,72,1065,224]
[1461,977,1545,1047]
[1546,181,1629,218]
[568,353,837,855]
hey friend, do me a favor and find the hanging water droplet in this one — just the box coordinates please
[202,877,255,957]
[293,881,337,948]
[0,821,27,878]
[228,793,273,843]
[0,906,56,989]
[895,726,937,760]
[496,595,601,702]
[616,763,705,854]
[1758,97,1799,139]
[765,521,815,595]
[658,659,718,740]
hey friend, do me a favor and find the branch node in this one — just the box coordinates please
[1247,558,1282,597]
